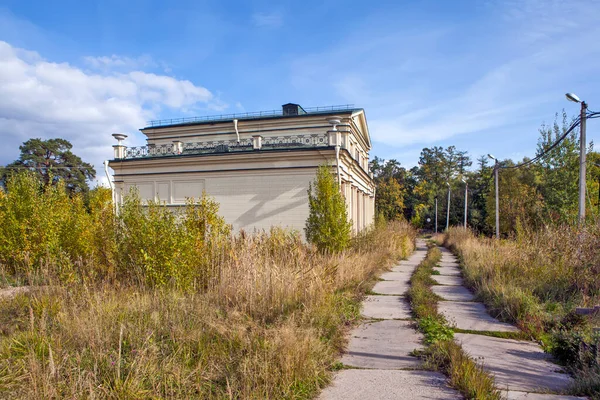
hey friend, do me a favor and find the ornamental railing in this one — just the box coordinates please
[147,105,356,127]
[119,133,330,160]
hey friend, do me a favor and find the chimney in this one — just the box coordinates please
[282,103,307,116]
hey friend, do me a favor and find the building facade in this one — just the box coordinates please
[108,104,375,235]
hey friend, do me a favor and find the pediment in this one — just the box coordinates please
[350,110,372,150]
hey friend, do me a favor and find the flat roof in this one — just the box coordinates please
[144,105,363,129]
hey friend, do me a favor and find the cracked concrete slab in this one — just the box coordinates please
[434,266,462,276]
[379,271,412,281]
[504,391,587,400]
[439,301,519,332]
[432,285,475,301]
[361,296,412,319]
[341,320,423,369]
[438,259,459,265]
[319,369,462,400]
[432,275,464,286]
[371,280,411,295]
[392,264,418,273]
[455,333,572,393]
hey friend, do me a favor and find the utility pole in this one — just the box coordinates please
[434,197,438,233]
[446,182,450,231]
[579,101,587,223]
[462,178,468,229]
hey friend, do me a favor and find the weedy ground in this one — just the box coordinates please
[444,226,600,399]
[0,174,417,399]
[407,244,501,400]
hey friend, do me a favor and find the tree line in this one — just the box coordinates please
[371,112,600,235]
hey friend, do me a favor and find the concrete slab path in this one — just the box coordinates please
[379,271,412,281]
[434,265,462,276]
[340,320,423,369]
[319,239,462,399]
[371,280,411,296]
[455,333,572,393]
[431,285,475,302]
[319,370,462,400]
[432,274,464,286]
[361,295,412,319]
[439,301,519,332]
[504,391,587,400]
[435,247,580,398]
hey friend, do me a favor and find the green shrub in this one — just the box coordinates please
[305,165,352,253]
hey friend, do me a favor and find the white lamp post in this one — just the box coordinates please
[488,154,499,239]
[434,197,438,233]
[446,182,451,231]
[565,92,588,223]
[461,177,468,229]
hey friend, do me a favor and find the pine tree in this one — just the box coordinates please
[1,138,95,193]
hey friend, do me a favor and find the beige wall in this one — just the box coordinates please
[110,109,376,236]
[118,169,314,233]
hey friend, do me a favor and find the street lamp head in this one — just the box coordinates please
[566,93,582,103]
[446,182,450,187]
[461,177,466,184]
[487,154,496,160]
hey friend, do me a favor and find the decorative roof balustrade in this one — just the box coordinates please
[147,105,358,128]
[118,133,330,160]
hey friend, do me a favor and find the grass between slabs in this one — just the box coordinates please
[407,243,501,400]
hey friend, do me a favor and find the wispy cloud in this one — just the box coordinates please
[252,11,283,28]
[0,41,219,181]
[287,0,600,164]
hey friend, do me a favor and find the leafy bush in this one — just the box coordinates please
[0,183,417,398]
[0,173,230,290]
[305,165,352,253]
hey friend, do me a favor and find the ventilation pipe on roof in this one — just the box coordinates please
[103,160,116,213]
[233,119,240,143]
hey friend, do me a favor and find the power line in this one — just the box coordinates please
[499,111,600,170]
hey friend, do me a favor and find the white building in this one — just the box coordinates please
[109,103,375,235]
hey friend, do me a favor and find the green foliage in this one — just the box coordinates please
[305,165,352,253]
[1,138,95,193]
[370,157,410,221]
[536,112,580,222]
[419,316,454,344]
[0,172,101,283]
[0,173,230,290]
[484,161,545,234]
[382,110,599,235]
[409,245,499,399]
[375,177,405,221]
[0,194,416,398]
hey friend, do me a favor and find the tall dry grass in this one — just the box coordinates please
[0,173,416,398]
[445,226,600,398]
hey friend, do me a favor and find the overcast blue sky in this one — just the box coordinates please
[1,0,599,179]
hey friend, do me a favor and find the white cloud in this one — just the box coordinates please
[83,54,156,70]
[252,12,283,28]
[0,41,218,184]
